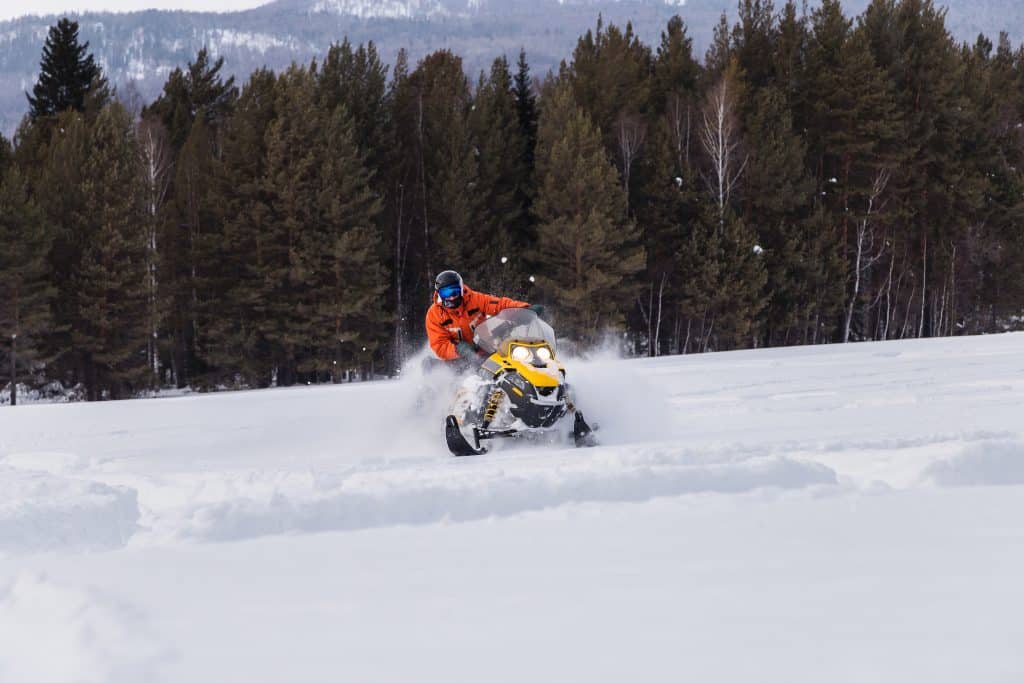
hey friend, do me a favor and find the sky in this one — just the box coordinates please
[0,0,270,22]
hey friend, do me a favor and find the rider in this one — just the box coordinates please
[426,269,540,364]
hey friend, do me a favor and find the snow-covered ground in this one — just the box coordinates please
[2,333,1023,682]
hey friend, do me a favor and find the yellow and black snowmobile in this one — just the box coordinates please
[444,308,596,456]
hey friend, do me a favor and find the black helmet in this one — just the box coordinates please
[434,270,464,309]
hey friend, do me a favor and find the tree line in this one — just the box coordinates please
[2,0,1024,402]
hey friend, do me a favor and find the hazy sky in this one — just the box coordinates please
[0,0,270,22]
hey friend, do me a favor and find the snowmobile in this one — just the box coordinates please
[444,307,596,456]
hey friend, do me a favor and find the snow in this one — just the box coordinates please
[1,333,1024,681]
[203,28,295,53]
[311,0,448,20]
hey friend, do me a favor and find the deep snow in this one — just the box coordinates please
[1,333,1023,682]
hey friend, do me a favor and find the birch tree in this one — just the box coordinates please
[700,61,747,229]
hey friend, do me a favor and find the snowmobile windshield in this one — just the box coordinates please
[473,308,557,356]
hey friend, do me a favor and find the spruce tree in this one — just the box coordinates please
[0,166,54,405]
[530,82,645,345]
[27,18,108,120]
[514,50,539,181]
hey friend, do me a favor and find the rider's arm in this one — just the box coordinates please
[469,289,529,316]
[426,308,460,360]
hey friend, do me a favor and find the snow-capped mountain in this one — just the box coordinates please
[0,0,1020,136]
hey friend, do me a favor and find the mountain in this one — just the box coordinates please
[1,0,1023,136]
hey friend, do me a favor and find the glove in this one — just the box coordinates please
[456,341,481,361]
[527,304,546,320]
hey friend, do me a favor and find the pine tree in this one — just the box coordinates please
[0,166,54,405]
[72,103,149,400]
[252,65,323,385]
[774,1,810,123]
[652,16,702,176]
[676,203,722,353]
[806,0,853,190]
[740,86,815,344]
[705,13,734,80]
[0,133,11,173]
[27,18,108,120]
[316,40,390,175]
[530,82,645,345]
[470,56,530,294]
[144,48,238,150]
[35,110,92,381]
[713,211,769,348]
[408,51,483,283]
[383,47,439,360]
[865,0,967,338]
[201,68,279,385]
[731,0,779,94]
[303,104,388,379]
[568,19,653,208]
[164,114,216,385]
[632,119,698,355]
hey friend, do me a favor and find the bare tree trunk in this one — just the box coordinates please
[843,170,890,343]
[617,115,646,210]
[882,253,895,340]
[949,245,957,335]
[703,317,715,353]
[394,183,406,369]
[918,236,927,338]
[636,285,653,357]
[653,273,667,357]
[138,120,172,383]
[901,284,916,339]
[9,334,15,407]
[417,93,431,284]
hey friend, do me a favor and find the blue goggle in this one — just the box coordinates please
[438,284,462,300]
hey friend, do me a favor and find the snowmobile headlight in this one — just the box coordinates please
[535,346,552,362]
[511,345,532,362]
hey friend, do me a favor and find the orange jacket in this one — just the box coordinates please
[426,286,528,360]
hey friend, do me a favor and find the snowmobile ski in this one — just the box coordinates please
[572,411,598,448]
[446,415,486,456]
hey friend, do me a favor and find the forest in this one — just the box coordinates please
[2,0,1024,402]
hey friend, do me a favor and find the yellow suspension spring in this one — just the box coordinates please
[482,388,505,427]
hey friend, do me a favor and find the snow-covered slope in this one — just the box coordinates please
[2,334,1023,681]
